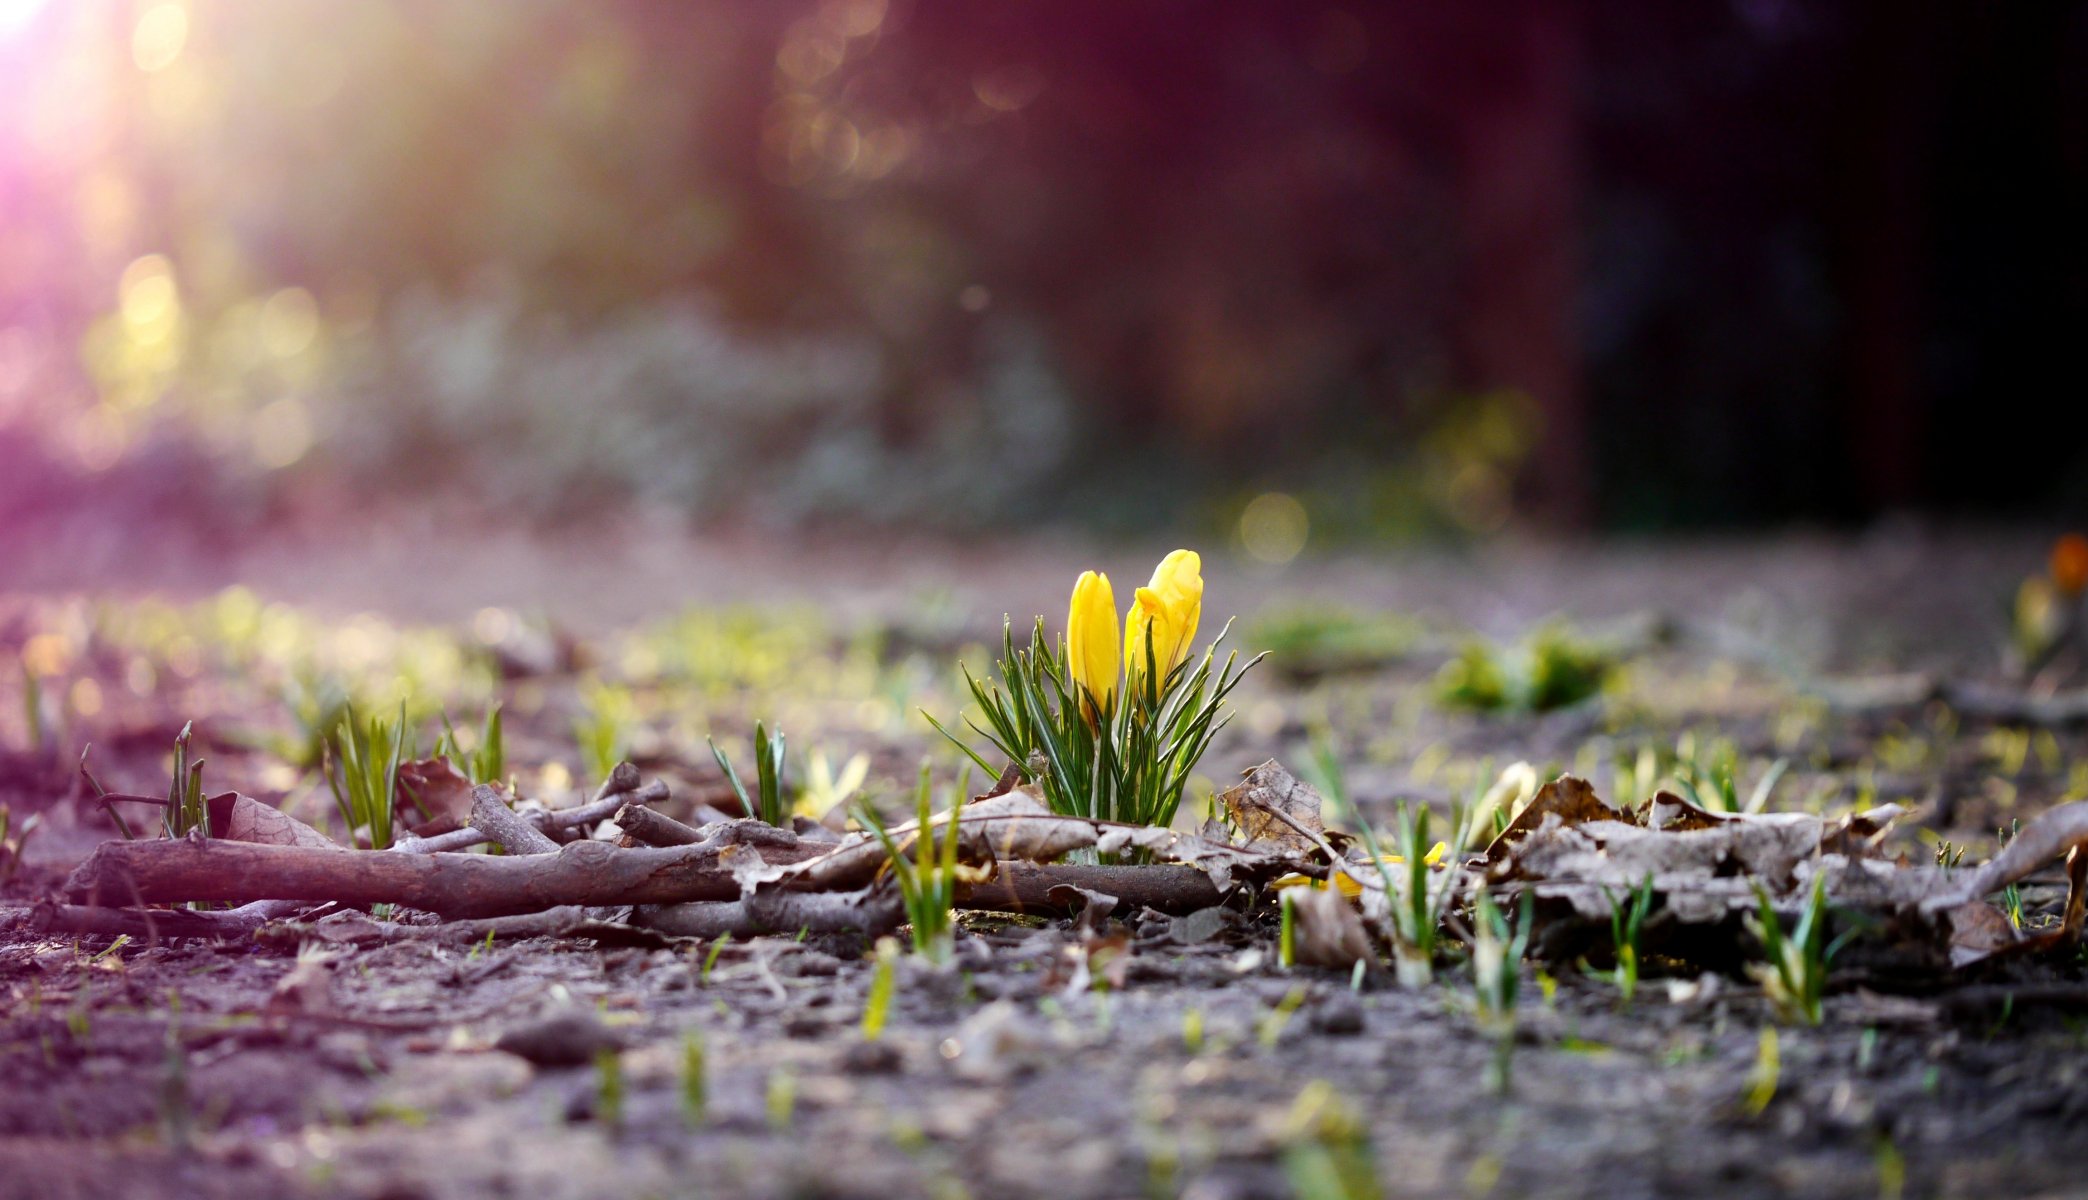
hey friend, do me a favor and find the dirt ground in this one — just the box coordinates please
[3,518,2086,1199]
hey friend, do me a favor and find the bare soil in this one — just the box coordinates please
[3,520,2086,1199]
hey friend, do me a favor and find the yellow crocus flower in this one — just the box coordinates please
[1124,549,1203,687]
[1066,569,1119,718]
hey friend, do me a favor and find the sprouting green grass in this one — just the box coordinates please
[861,937,898,1040]
[437,703,505,786]
[1279,1080,1381,1200]
[1746,874,1855,1026]
[162,722,207,840]
[1472,888,1532,1093]
[0,802,43,884]
[766,1068,795,1131]
[1308,737,1458,988]
[710,721,788,827]
[1995,820,2025,930]
[859,765,970,963]
[593,1047,624,1132]
[325,703,407,849]
[1434,622,1613,715]
[1742,1027,1780,1116]
[680,1032,706,1124]
[1600,873,1656,1004]
[574,683,635,783]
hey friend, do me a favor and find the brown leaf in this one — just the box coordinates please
[1218,760,1327,856]
[1483,775,1633,864]
[206,793,340,849]
[395,758,479,836]
[1287,886,1376,970]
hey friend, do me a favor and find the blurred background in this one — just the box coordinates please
[1,0,2085,562]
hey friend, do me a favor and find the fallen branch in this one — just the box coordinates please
[396,780,665,855]
[62,835,821,919]
[633,885,904,939]
[616,803,708,847]
[3,902,275,942]
[256,906,685,950]
[963,862,1226,915]
[469,785,559,856]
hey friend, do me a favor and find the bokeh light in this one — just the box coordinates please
[1239,492,1309,565]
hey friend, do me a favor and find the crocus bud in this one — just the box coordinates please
[1125,549,1203,688]
[1066,570,1119,718]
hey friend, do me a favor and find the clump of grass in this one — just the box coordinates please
[929,616,1259,831]
[709,721,788,826]
[1746,875,1855,1026]
[1434,622,1614,714]
[163,722,207,840]
[858,765,970,963]
[1669,733,1789,814]
[437,704,504,786]
[325,703,407,849]
[1600,873,1656,1004]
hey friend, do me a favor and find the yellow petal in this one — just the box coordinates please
[1066,570,1118,717]
[1124,549,1203,684]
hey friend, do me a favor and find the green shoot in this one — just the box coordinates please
[162,722,207,840]
[1472,889,1532,1093]
[1600,873,1656,1004]
[437,704,504,785]
[1746,874,1856,1026]
[858,764,970,963]
[1308,736,1458,988]
[862,937,898,1040]
[20,653,46,757]
[1182,1007,1204,1054]
[1279,1080,1381,1200]
[680,1032,706,1124]
[926,616,1261,832]
[593,1047,623,1131]
[1258,984,1308,1049]
[1471,890,1531,1036]
[1742,1026,1779,1116]
[1279,891,1298,969]
[0,802,43,885]
[1996,820,2024,930]
[574,684,633,783]
[765,1068,795,1131]
[325,703,407,849]
[709,721,788,827]
[701,933,730,984]
[797,749,869,821]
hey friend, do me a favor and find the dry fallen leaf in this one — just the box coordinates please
[1219,759,1327,857]
[395,758,481,836]
[206,793,340,849]
[1287,885,1375,970]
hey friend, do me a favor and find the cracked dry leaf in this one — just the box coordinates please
[206,793,340,849]
[1218,759,1326,856]
[1483,774,1631,865]
[395,757,482,836]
